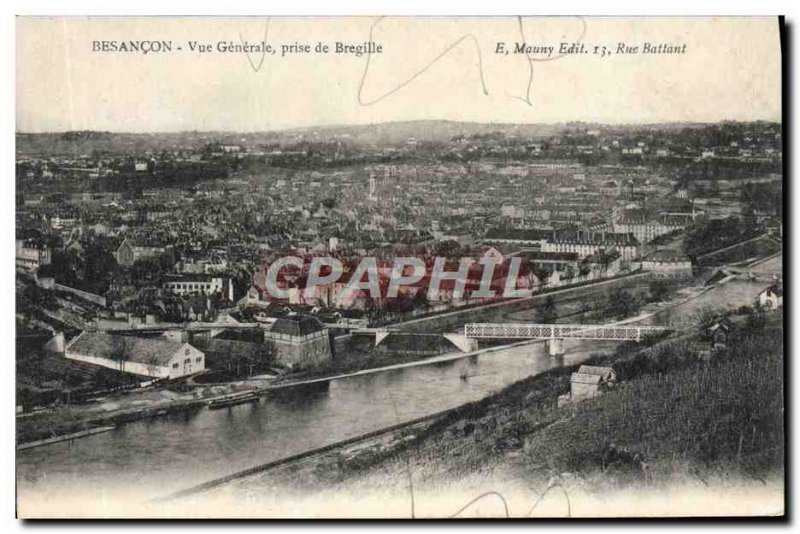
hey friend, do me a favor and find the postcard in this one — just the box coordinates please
[15,15,784,518]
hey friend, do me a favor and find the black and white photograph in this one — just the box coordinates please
[13,14,785,518]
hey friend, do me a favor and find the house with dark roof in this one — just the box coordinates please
[114,237,168,267]
[758,283,783,309]
[482,227,551,247]
[559,365,617,406]
[571,365,617,398]
[707,318,736,351]
[65,331,205,379]
[263,315,332,370]
[542,230,640,260]
[612,209,687,245]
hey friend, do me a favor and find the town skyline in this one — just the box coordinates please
[15,117,785,135]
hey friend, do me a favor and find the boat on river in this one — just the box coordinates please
[207,391,261,409]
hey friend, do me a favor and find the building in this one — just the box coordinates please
[758,283,783,309]
[519,251,580,273]
[114,237,167,267]
[179,256,229,275]
[65,331,205,379]
[641,250,693,279]
[16,240,52,271]
[613,219,685,246]
[482,228,551,247]
[263,315,332,370]
[163,275,235,301]
[542,230,640,260]
[571,365,617,398]
[558,365,617,406]
[707,319,733,351]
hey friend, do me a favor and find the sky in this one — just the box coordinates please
[16,16,782,132]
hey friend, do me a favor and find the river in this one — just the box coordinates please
[16,275,774,505]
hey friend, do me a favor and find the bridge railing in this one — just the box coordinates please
[463,323,669,341]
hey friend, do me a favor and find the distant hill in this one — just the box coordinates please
[15,131,225,156]
[282,120,567,145]
[15,120,772,155]
[15,121,563,154]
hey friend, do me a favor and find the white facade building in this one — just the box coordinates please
[164,276,234,301]
[542,231,640,260]
[641,251,693,279]
[65,331,205,379]
[758,284,783,309]
[16,240,52,271]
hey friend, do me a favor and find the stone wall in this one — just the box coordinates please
[268,331,332,370]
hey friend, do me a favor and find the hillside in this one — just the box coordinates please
[220,310,784,517]
[15,120,762,155]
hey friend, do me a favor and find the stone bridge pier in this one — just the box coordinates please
[442,333,479,353]
[545,338,564,356]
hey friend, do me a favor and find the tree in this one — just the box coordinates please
[109,336,134,373]
[413,290,429,309]
[433,240,461,257]
[648,279,671,303]
[683,216,756,258]
[532,265,552,286]
[577,301,591,323]
[388,292,415,313]
[535,296,557,323]
[606,289,640,318]
[744,304,767,332]
[144,356,161,378]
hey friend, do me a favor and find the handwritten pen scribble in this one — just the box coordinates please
[511,16,588,106]
[448,480,572,518]
[237,17,586,108]
[357,16,489,107]
[239,18,271,73]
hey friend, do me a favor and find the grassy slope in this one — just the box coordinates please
[325,312,784,493]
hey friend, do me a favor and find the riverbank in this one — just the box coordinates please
[16,392,209,444]
[17,271,658,445]
[268,270,657,385]
[171,309,783,518]
[15,258,766,457]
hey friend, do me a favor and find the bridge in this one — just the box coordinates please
[351,322,670,355]
[719,266,782,282]
[462,322,670,355]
